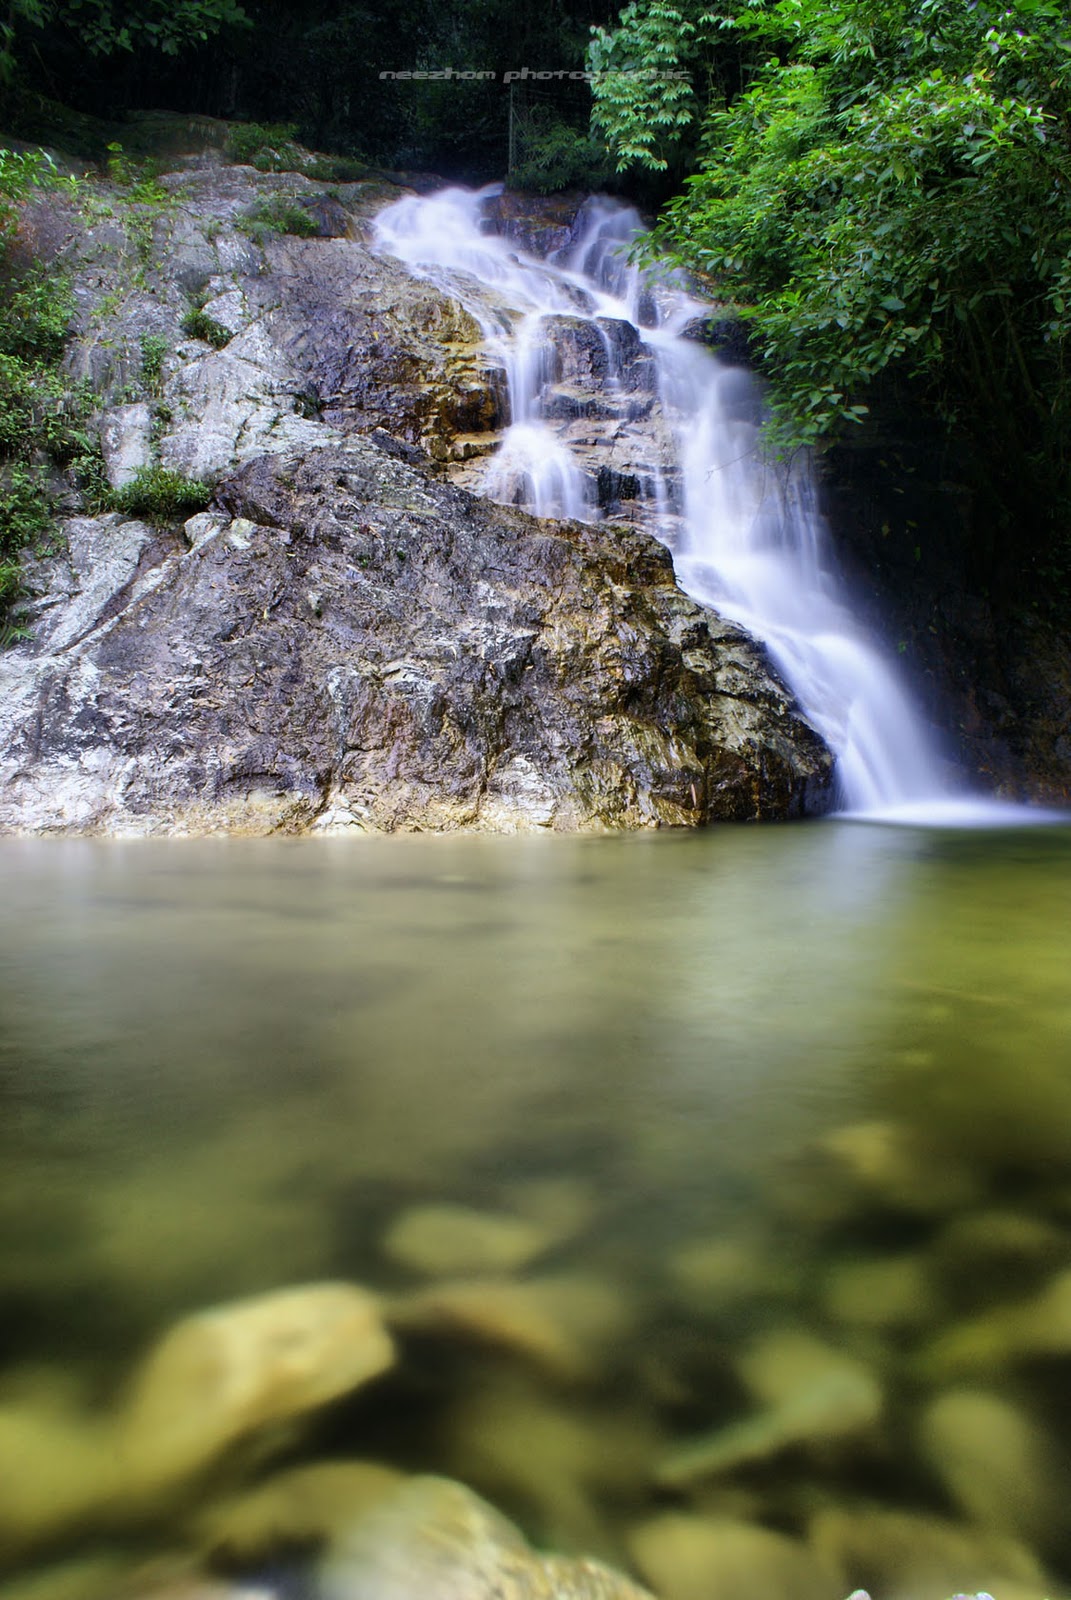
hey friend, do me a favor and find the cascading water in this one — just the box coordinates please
[375,185,1053,825]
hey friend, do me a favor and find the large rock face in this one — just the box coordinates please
[0,439,832,833]
[0,159,834,834]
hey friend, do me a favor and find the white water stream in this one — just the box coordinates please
[374,185,1054,825]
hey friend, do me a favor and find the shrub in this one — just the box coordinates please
[237,196,319,244]
[110,465,212,521]
[0,270,74,363]
[225,122,303,171]
[304,155,371,183]
[0,146,75,244]
[0,462,52,544]
[180,308,231,349]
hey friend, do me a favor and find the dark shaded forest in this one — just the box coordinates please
[1,0,622,183]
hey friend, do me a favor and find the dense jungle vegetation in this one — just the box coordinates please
[1,0,1070,599]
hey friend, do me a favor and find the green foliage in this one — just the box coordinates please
[0,352,90,458]
[0,268,73,362]
[2,0,249,81]
[180,307,231,348]
[110,465,212,519]
[0,462,52,546]
[588,1,703,172]
[0,245,85,629]
[104,142,170,205]
[236,195,319,243]
[591,0,1071,581]
[0,145,76,245]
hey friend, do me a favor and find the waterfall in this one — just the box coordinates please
[374,185,1053,826]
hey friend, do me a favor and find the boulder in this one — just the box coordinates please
[0,440,833,834]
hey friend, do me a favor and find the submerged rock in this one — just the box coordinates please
[628,1513,838,1600]
[0,439,832,835]
[387,1271,634,1380]
[917,1389,1055,1545]
[822,1251,940,1331]
[656,1330,882,1485]
[808,1503,1046,1600]
[442,1372,659,1559]
[382,1204,556,1278]
[813,1120,978,1216]
[0,1404,121,1558]
[118,1282,395,1494]
[194,1459,405,1561]
[318,1475,654,1600]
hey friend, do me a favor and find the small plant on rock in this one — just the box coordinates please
[225,121,304,172]
[104,142,169,206]
[139,332,170,392]
[110,466,213,521]
[180,308,231,349]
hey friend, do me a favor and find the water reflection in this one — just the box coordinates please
[1,825,1070,1598]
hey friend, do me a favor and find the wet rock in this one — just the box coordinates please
[808,1503,1045,1600]
[296,193,353,238]
[388,1272,634,1381]
[118,1283,395,1493]
[0,441,833,835]
[628,1513,838,1600]
[483,191,584,258]
[917,1389,1054,1544]
[194,1459,405,1560]
[656,1330,882,1485]
[319,1475,654,1600]
[382,1204,556,1278]
[100,401,154,488]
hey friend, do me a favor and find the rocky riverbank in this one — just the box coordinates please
[0,146,833,834]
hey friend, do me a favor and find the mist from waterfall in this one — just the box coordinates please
[374,185,1053,825]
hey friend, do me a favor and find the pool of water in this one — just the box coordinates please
[2,822,1071,1599]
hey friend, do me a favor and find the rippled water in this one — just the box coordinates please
[2,824,1071,1598]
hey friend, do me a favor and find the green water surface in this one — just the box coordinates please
[1,821,1070,1597]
